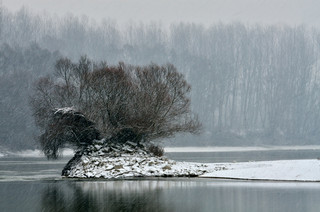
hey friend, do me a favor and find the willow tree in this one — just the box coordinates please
[30,56,201,158]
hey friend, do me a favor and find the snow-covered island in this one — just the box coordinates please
[61,138,320,182]
[1,142,319,181]
[27,63,320,182]
[62,139,211,178]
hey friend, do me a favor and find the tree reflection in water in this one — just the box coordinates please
[39,179,320,212]
[40,180,171,212]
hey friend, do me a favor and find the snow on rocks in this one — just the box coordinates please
[63,139,212,179]
[54,107,76,114]
[62,139,320,181]
[67,154,209,179]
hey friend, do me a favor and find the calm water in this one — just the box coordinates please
[165,149,320,163]
[1,150,320,212]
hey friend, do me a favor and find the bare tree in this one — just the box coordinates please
[39,108,101,159]
[30,57,201,157]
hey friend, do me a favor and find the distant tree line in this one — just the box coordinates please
[0,43,59,149]
[1,5,320,149]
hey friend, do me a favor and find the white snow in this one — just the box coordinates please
[2,144,319,182]
[63,140,320,181]
[165,145,320,152]
[67,153,210,179]
[65,145,320,182]
[54,107,75,114]
[0,148,74,158]
[201,159,320,182]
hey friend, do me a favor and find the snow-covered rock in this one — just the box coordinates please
[62,139,320,181]
[62,139,212,179]
[66,154,210,178]
[54,107,76,114]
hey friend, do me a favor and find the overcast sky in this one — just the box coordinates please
[2,0,320,27]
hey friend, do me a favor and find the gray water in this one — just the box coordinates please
[1,150,320,212]
[165,149,320,163]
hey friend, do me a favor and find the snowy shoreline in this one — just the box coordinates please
[2,145,320,157]
[63,141,320,182]
[64,158,320,182]
[1,146,319,182]
[200,159,320,182]
[165,145,320,152]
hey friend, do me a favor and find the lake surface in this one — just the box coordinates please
[1,149,320,212]
[165,148,320,163]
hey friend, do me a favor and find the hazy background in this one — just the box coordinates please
[3,0,320,27]
[1,0,320,150]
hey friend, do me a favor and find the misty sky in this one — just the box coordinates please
[2,0,320,27]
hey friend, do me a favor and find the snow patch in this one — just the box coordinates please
[54,107,75,114]
[9,149,44,157]
[66,153,212,179]
[63,139,214,179]
[165,145,320,153]
[1,148,74,158]
[60,140,320,181]
[201,159,320,182]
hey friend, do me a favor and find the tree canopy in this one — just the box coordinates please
[30,57,201,158]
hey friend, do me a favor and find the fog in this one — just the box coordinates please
[1,1,320,150]
[3,0,320,27]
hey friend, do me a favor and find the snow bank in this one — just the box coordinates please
[0,148,74,158]
[165,145,320,152]
[10,149,44,157]
[66,150,320,182]
[201,159,320,182]
[59,139,320,181]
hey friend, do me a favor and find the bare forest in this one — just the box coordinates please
[1,6,320,149]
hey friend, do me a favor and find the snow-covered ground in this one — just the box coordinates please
[1,145,319,182]
[201,159,320,182]
[165,145,320,152]
[65,143,320,181]
[66,155,320,182]
[67,154,210,178]
[0,148,74,158]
